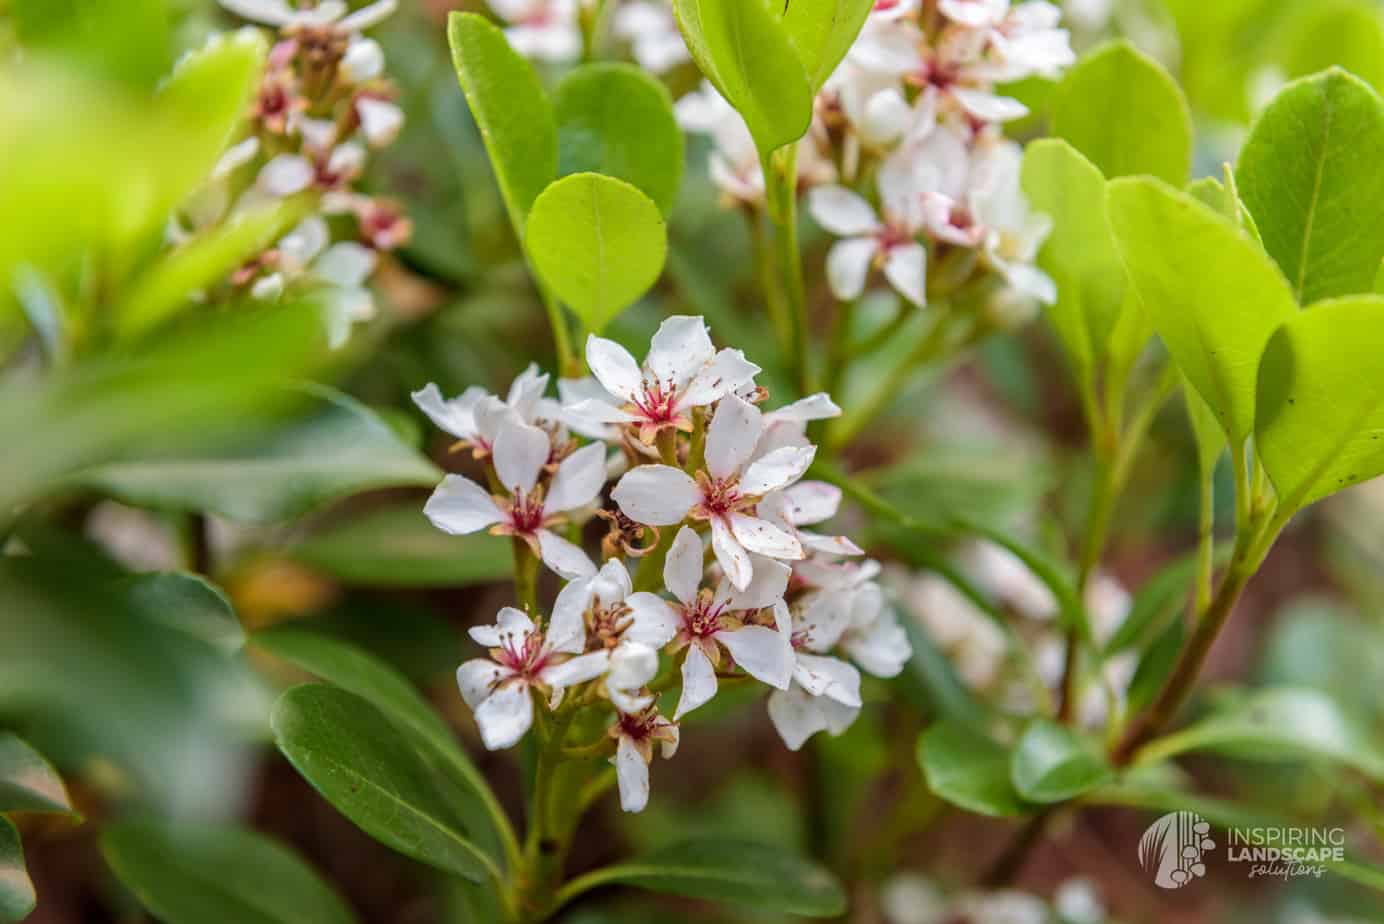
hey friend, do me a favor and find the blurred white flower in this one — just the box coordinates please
[609,700,679,812]
[219,0,397,32]
[488,0,582,62]
[809,167,930,307]
[613,1,689,73]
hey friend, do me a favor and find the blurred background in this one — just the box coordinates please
[3,1,1384,922]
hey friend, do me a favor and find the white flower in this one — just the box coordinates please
[968,139,1056,305]
[412,364,551,455]
[902,570,1006,690]
[767,590,865,750]
[356,97,404,148]
[488,0,582,62]
[840,580,911,678]
[662,526,794,718]
[809,169,929,307]
[340,36,385,81]
[609,700,680,813]
[423,419,606,579]
[611,395,814,590]
[549,559,679,692]
[613,1,689,73]
[573,316,761,444]
[959,539,1057,620]
[218,0,397,32]
[458,606,610,750]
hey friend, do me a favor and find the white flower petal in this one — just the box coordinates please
[546,442,607,513]
[646,316,715,388]
[710,516,753,591]
[781,481,842,525]
[800,531,865,556]
[341,37,385,81]
[767,685,826,751]
[623,592,680,647]
[766,394,841,424]
[717,625,793,690]
[705,393,763,480]
[492,421,550,494]
[218,0,294,26]
[797,590,854,651]
[474,682,534,750]
[664,525,706,606]
[540,650,611,689]
[794,653,863,707]
[338,0,397,31]
[212,136,260,181]
[257,155,314,197]
[537,529,597,580]
[844,604,911,679]
[424,475,502,535]
[614,734,651,812]
[883,242,927,308]
[316,242,377,288]
[674,643,718,719]
[826,237,878,302]
[740,445,816,497]
[357,97,404,148]
[809,186,881,236]
[612,465,699,526]
[726,556,790,612]
[952,87,1030,123]
[586,335,644,403]
[678,348,762,411]
[609,641,660,696]
[411,383,483,441]
[565,398,640,425]
[729,512,803,561]
[548,577,593,654]
[457,659,510,709]
[592,559,633,605]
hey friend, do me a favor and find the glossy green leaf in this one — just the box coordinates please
[526,173,668,333]
[0,818,35,924]
[102,821,358,924]
[672,0,815,157]
[1053,40,1192,185]
[0,733,74,816]
[574,840,845,917]
[1256,295,1384,511]
[918,722,1030,817]
[447,12,557,232]
[1237,69,1384,304]
[11,0,171,90]
[1010,720,1113,803]
[555,63,684,215]
[71,386,440,523]
[289,505,512,587]
[1137,687,1384,779]
[252,626,510,864]
[1107,176,1298,442]
[778,0,875,91]
[1021,139,1125,377]
[122,572,245,655]
[271,684,494,882]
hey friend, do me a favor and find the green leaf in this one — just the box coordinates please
[571,840,845,917]
[1137,687,1384,779]
[1184,378,1227,478]
[71,386,440,523]
[1089,765,1295,829]
[271,684,495,882]
[289,504,512,587]
[555,63,684,216]
[1107,176,1298,442]
[672,0,815,157]
[0,818,35,924]
[121,572,245,655]
[1237,69,1384,304]
[11,0,171,90]
[102,821,358,924]
[0,733,74,816]
[252,627,511,865]
[526,173,668,333]
[1105,547,1223,654]
[918,722,1031,818]
[1010,720,1113,803]
[1053,40,1193,185]
[1021,139,1126,377]
[1272,1,1384,94]
[1126,615,1185,713]
[1255,295,1384,511]
[447,12,557,233]
[778,0,875,91]
[117,201,302,340]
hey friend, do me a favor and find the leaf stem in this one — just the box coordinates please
[513,538,540,615]
[539,287,579,379]
[750,206,793,356]
[764,144,813,397]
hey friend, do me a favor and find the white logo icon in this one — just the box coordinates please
[1138,812,1215,889]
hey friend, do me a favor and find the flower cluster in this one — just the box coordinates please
[895,539,1134,728]
[201,0,411,347]
[484,0,689,72]
[881,874,1109,924]
[416,317,911,812]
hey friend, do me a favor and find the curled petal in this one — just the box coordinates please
[710,516,753,591]
[679,348,761,410]
[457,659,512,709]
[766,394,841,424]
[537,529,597,580]
[740,445,816,496]
[793,653,863,707]
[548,577,594,654]
[729,512,803,561]
[767,684,860,751]
[614,734,651,813]
[717,624,793,690]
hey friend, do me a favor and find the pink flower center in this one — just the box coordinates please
[617,708,661,742]
[508,488,547,534]
[680,593,728,640]
[632,378,680,423]
[697,475,742,517]
[876,222,914,253]
[495,631,550,678]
